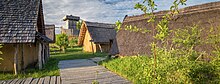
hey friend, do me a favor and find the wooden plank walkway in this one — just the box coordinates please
[59,59,131,84]
[0,76,61,84]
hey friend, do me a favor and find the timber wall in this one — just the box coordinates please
[0,43,39,71]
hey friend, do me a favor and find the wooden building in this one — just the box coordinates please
[78,21,118,54]
[117,1,220,56]
[0,0,51,74]
[45,24,56,43]
[61,15,80,39]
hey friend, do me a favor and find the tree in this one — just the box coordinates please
[76,20,82,30]
[55,34,69,53]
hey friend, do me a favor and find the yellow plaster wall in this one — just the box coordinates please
[0,43,39,72]
[83,30,96,52]
[0,44,15,71]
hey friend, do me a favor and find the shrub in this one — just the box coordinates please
[55,34,69,53]
[69,38,78,48]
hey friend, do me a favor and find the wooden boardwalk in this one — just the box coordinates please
[0,76,61,84]
[59,59,131,84]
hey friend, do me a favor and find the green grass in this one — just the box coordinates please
[101,56,148,83]
[0,46,107,80]
[101,56,220,84]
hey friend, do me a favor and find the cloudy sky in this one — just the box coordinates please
[43,0,220,27]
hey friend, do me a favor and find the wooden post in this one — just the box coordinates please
[42,44,45,65]
[21,44,24,71]
[47,44,50,58]
[38,43,42,69]
[14,44,18,75]
[98,44,103,52]
[90,41,94,55]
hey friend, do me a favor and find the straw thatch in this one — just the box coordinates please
[78,21,118,54]
[117,1,220,56]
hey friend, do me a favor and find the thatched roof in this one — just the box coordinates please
[63,15,80,21]
[78,21,116,45]
[36,32,53,43]
[0,0,45,43]
[45,25,55,43]
[78,21,119,55]
[117,1,220,56]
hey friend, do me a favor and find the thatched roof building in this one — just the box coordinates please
[78,21,118,54]
[61,15,80,36]
[0,0,50,73]
[45,24,56,43]
[117,1,220,56]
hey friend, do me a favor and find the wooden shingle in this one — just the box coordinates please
[0,0,41,43]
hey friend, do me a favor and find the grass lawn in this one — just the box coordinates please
[0,46,107,80]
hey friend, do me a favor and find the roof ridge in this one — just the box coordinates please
[124,1,220,23]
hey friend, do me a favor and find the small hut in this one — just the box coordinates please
[0,0,51,74]
[45,24,56,43]
[117,1,220,56]
[61,15,80,40]
[78,21,118,54]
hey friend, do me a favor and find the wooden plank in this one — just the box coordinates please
[56,76,61,84]
[43,76,50,84]
[23,78,33,84]
[50,76,56,84]
[5,80,12,84]
[37,78,44,84]
[0,80,5,84]
[19,79,26,84]
[30,78,39,84]
[15,79,23,84]
[9,79,18,84]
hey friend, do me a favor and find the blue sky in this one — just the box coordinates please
[43,0,220,27]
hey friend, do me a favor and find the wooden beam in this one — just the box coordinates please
[98,44,103,53]
[42,44,45,65]
[21,44,24,71]
[90,41,94,55]
[14,44,18,75]
[38,43,42,69]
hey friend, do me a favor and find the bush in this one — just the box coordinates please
[188,62,219,84]
[55,34,69,53]
[69,38,78,48]
[102,25,220,83]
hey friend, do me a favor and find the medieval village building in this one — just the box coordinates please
[78,21,118,54]
[61,15,80,40]
[0,0,53,74]
[45,24,56,43]
[116,1,220,56]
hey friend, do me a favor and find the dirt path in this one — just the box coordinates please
[58,59,131,84]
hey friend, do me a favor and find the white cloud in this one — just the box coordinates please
[42,0,220,27]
